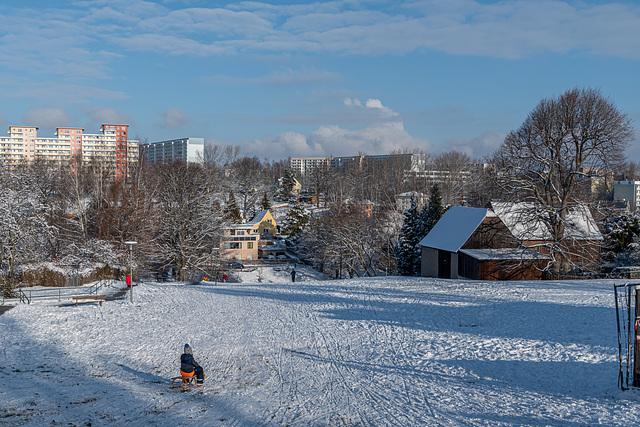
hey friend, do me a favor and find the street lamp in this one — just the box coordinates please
[212,247,219,285]
[124,241,137,303]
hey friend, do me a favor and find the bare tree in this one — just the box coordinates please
[492,87,634,273]
[150,162,225,280]
[0,166,53,296]
[431,150,471,206]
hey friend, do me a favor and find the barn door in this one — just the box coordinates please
[438,251,451,279]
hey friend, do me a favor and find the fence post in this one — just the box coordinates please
[634,286,640,387]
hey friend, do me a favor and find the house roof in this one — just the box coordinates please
[418,206,489,252]
[246,209,270,226]
[490,202,603,241]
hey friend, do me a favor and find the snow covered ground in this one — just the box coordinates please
[2,266,640,426]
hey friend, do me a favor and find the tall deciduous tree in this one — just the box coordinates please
[492,87,634,272]
[151,163,224,281]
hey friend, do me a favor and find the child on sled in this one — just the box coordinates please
[180,344,205,384]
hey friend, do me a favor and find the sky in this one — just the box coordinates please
[0,0,639,161]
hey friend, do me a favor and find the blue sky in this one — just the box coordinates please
[1,0,639,161]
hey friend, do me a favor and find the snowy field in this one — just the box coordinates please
[2,266,640,426]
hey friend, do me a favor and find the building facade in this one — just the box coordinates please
[0,124,137,179]
[290,153,427,177]
[139,137,205,165]
[221,210,278,261]
[614,181,640,212]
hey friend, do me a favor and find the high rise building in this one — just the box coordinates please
[139,137,205,164]
[0,124,138,180]
[614,181,640,212]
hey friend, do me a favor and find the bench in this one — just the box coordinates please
[72,295,107,307]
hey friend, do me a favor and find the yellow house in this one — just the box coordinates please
[221,210,278,261]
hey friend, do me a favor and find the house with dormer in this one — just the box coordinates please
[221,210,278,261]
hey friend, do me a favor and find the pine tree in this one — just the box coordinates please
[418,184,446,241]
[260,192,272,211]
[276,169,296,202]
[281,201,310,240]
[395,197,421,276]
[223,190,242,223]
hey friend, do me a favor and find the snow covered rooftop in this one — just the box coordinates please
[491,202,603,241]
[246,209,270,225]
[418,206,489,252]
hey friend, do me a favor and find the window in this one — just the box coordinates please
[237,230,245,235]
[247,242,253,249]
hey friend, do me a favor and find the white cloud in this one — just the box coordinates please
[156,108,192,129]
[245,120,429,160]
[436,131,505,160]
[22,106,71,130]
[82,106,134,126]
[208,68,342,86]
[243,96,428,159]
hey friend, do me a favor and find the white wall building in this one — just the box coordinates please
[140,137,205,164]
[614,181,640,212]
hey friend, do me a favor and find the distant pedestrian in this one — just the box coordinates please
[291,268,296,283]
[222,273,228,283]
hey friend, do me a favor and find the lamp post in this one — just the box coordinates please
[124,241,137,303]
[212,247,219,285]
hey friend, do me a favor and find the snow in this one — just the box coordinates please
[2,266,640,426]
[491,201,604,241]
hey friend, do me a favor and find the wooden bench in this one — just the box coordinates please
[72,295,107,307]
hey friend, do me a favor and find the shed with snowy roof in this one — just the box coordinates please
[418,206,550,280]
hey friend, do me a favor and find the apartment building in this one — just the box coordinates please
[0,124,138,180]
[290,153,427,177]
[614,181,640,212]
[139,137,205,164]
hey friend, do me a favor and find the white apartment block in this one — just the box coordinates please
[291,153,427,177]
[139,137,205,164]
[0,124,138,180]
[614,181,640,212]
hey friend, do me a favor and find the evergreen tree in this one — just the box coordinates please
[417,184,446,241]
[223,190,242,223]
[276,169,296,202]
[395,197,421,276]
[602,212,640,259]
[260,192,272,211]
[282,201,310,240]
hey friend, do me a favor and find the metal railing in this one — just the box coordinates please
[8,278,116,304]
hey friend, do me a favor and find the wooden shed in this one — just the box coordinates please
[419,206,550,280]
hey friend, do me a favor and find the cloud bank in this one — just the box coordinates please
[245,98,429,159]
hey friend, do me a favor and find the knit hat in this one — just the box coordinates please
[184,344,192,354]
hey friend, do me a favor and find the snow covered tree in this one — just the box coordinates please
[223,190,242,224]
[150,163,225,281]
[395,197,421,276]
[276,169,297,202]
[0,166,54,296]
[417,184,446,241]
[601,212,640,266]
[281,202,310,240]
[492,87,634,273]
[300,204,389,278]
